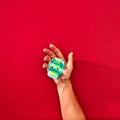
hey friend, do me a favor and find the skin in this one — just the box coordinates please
[43,44,86,120]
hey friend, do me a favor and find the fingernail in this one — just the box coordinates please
[50,44,53,47]
[43,64,46,68]
[43,48,46,52]
[42,64,45,68]
[43,57,46,61]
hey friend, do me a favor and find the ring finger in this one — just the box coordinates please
[43,55,51,62]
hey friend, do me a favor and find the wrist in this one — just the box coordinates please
[57,79,71,88]
[57,79,72,95]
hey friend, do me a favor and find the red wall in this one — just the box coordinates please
[0,0,120,119]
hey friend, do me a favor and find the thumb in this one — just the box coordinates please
[67,52,73,70]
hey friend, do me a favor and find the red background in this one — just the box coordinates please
[0,0,120,119]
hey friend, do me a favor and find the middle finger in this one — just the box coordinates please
[43,48,56,58]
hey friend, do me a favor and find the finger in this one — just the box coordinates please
[42,63,48,68]
[66,52,73,70]
[43,55,51,62]
[49,44,66,63]
[43,48,56,58]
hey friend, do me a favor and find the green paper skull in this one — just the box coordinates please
[47,58,65,78]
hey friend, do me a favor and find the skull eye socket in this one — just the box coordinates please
[49,66,53,71]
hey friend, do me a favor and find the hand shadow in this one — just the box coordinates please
[71,60,120,120]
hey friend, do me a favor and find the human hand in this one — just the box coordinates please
[43,44,73,86]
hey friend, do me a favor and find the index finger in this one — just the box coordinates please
[49,44,66,64]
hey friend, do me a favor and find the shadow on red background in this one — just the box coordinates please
[73,60,120,120]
